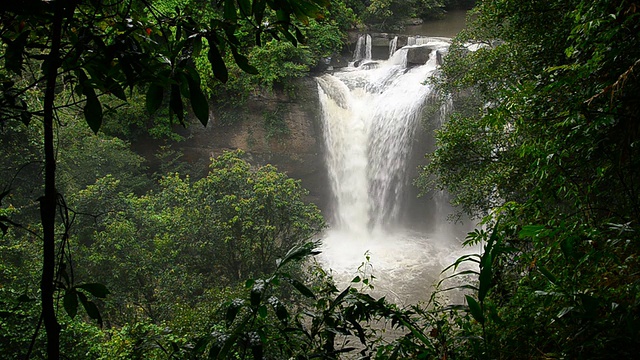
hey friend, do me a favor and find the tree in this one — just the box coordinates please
[0,0,329,357]
[69,151,324,326]
[420,0,640,357]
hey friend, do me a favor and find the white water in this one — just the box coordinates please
[317,38,475,304]
[352,34,372,63]
[388,36,398,59]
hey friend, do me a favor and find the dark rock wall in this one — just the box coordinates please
[170,77,331,210]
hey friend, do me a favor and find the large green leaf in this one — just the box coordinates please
[78,292,103,326]
[288,278,315,299]
[478,252,493,302]
[63,290,78,319]
[146,84,164,114]
[226,299,242,326]
[465,295,484,324]
[207,39,229,83]
[84,88,103,134]
[230,47,258,75]
[238,0,251,15]
[223,0,237,22]
[77,283,110,298]
[186,72,209,126]
[169,84,184,124]
[253,0,267,25]
[5,30,30,74]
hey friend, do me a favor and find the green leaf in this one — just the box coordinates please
[238,0,251,15]
[250,281,263,307]
[230,47,258,75]
[77,283,110,298]
[537,266,557,285]
[295,27,305,45]
[169,84,184,124]
[105,78,127,101]
[84,89,103,134]
[0,220,8,236]
[223,0,237,22]
[217,332,239,359]
[275,10,290,23]
[276,241,320,269]
[465,295,484,324]
[478,252,493,302]
[226,300,242,326]
[63,290,78,319]
[519,225,545,238]
[253,0,267,25]
[281,29,298,47]
[146,84,164,114]
[561,237,577,259]
[258,305,267,318]
[441,254,481,273]
[186,73,209,126]
[5,31,30,74]
[192,36,203,56]
[487,303,503,324]
[78,292,103,326]
[245,279,255,288]
[274,304,288,323]
[207,39,229,83]
[289,278,315,299]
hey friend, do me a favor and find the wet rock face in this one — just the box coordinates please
[406,47,433,66]
[172,77,331,208]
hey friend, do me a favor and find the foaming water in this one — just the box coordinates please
[320,229,477,305]
[316,38,476,304]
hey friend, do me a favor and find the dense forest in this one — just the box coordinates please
[1,0,639,359]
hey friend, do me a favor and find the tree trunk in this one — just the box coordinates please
[40,3,64,359]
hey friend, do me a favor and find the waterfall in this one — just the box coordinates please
[316,38,477,304]
[352,34,372,64]
[318,38,450,235]
[388,36,398,59]
[407,36,435,46]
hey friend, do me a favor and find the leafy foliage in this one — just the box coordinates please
[418,0,640,358]
[70,150,324,325]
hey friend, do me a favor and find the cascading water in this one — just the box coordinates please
[351,34,372,64]
[317,38,476,304]
[388,36,398,59]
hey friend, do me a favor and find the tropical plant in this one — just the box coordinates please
[418,0,640,357]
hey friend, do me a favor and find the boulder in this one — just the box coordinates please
[406,47,433,66]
